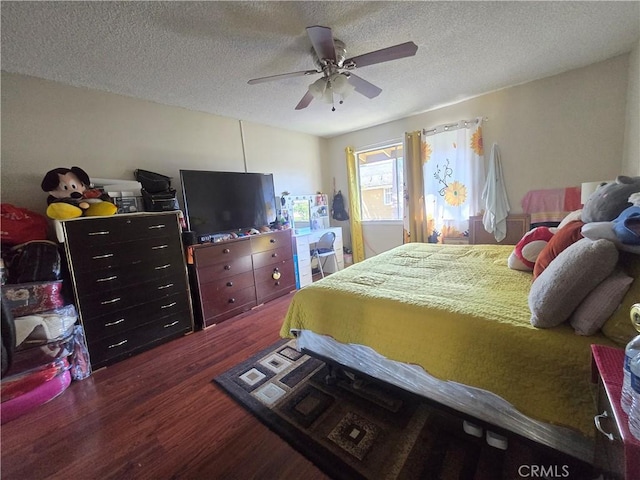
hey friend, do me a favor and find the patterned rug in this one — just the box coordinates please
[213,339,594,480]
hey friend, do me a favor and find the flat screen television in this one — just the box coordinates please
[180,170,277,242]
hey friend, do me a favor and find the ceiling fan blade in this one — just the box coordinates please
[295,90,314,110]
[347,74,382,99]
[248,69,319,85]
[306,25,336,63]
[345,41,418,69]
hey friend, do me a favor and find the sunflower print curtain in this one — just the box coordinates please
[421,118,485,241]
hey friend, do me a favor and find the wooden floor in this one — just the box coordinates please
[1,292,330,480]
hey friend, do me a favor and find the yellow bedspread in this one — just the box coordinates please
[281,243,619,437]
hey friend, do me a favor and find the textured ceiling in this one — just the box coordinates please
[2,1,639,138]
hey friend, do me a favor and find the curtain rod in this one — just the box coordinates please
[422,116,488,136]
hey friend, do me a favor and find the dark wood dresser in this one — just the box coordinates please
[59,212,194,369]
[191,229,295,328]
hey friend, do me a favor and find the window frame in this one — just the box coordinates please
[355,141,404,222]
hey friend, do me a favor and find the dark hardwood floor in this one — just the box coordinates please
[1,292,330,480]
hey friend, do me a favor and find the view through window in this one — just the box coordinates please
[356,142,404,221]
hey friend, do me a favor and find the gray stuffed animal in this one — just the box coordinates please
[582,175,640,223]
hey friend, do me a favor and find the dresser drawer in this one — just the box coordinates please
[67,235,182,272]
[198,271,255,298]
[252,244,293,269]
[73,257,186,295]
[255,260,295,304]
[193,239,252,268]
[88,312,191,367]
[195,254,253,282]
[251,229,291,253]
[201,285,256,322]
[64,213,179,248]
[80,288,189,325]
[82,302,191,340]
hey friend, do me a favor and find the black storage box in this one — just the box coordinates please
[134,169,172,194]
[141,189,179,212]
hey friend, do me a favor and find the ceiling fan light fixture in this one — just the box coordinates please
[321,88,334,104]
[308,77,327,99]
[330,73,355,98]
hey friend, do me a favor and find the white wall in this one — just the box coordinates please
[623,39,640,176]
[326,54,632,255]
[0,73,327,215]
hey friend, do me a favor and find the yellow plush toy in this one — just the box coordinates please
[41,166,118,220]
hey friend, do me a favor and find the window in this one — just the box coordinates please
[383,187,393,205]
[356,142,404,221]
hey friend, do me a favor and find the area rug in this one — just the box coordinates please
[213,339,593,480]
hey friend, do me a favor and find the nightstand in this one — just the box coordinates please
[468,214,530,245]
[591,345,640,480]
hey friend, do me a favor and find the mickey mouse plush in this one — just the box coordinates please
[41,166,117,220]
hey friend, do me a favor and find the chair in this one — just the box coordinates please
[310,232,337,278]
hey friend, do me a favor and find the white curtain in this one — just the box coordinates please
[421,118,485,240]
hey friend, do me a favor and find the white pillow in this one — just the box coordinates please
[557,209,582,230]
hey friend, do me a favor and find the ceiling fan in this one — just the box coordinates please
[247,25,418,111]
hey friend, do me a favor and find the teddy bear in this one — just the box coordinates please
[581,175,640,223]
[581,181,640,253]
[41,166,118,220]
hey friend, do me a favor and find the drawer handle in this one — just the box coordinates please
[272,253,278,258]
[155,264,171,270]
[148,224,167,230]
[157,283,174,290]
[163,320,179,328]
[161,302,177,309]
[108,339,128,349]
[104,318,125,327]
[101,297,121,305]
[152,244,169,250]
[96,275,118,283]
[223,248,230,254]
[228,298,235,304]
[594,411,615,441]
[226,281,233,287]
[224,265,231,270]
[270,238,276,243]
[92,253,114,259]
[88,230,110,236]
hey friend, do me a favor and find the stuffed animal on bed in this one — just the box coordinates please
[581,196,640,253]
[581,175,640,223]
[41,167,117,220]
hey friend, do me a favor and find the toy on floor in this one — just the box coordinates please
[41,167,117,220]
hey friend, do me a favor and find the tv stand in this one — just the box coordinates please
[189,229,295,328]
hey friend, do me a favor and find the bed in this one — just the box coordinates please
[280,241,639,463]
